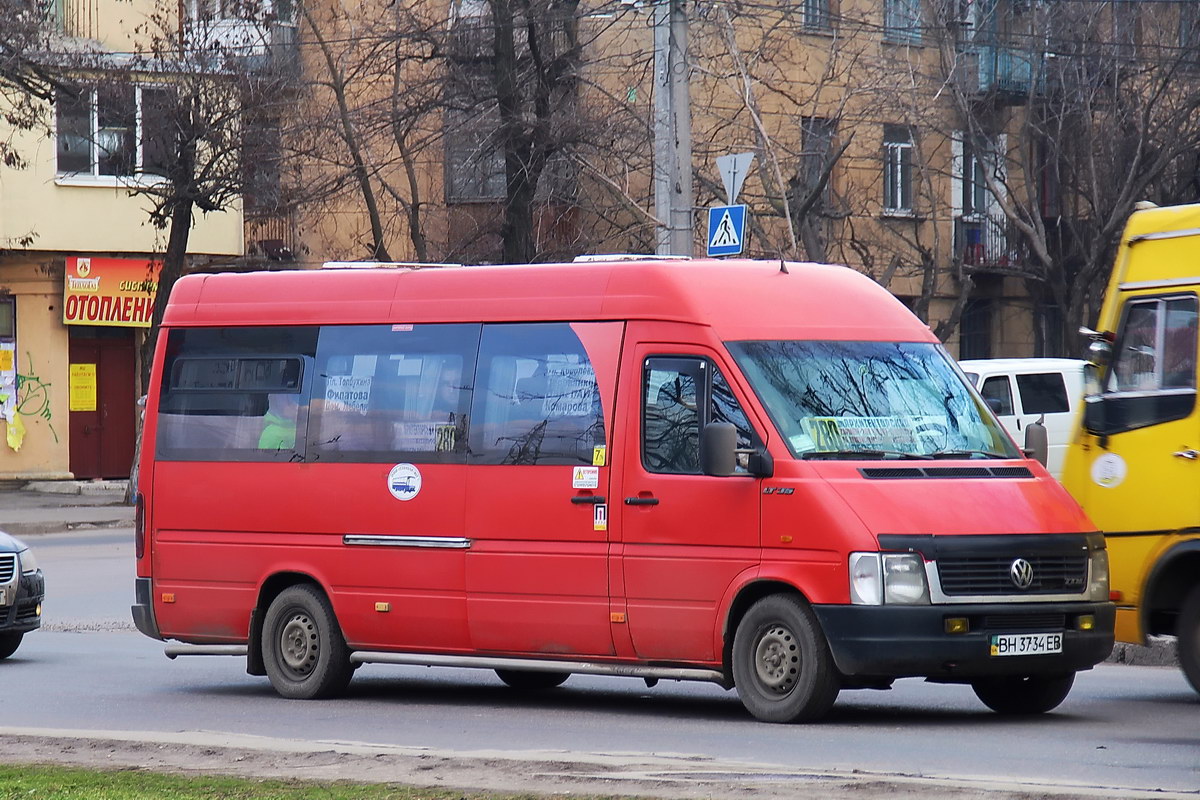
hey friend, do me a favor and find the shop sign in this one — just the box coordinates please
[63,257,162,328]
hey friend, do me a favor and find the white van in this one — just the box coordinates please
[958,358,1086,479]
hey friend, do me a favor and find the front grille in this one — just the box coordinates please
[981,613,1066,631]
[0,554,13,582]
[939,554,1088,596]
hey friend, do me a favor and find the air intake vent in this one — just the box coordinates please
[859,466,1033,480]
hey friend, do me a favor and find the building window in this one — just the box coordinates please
[56,84,173,179]
[800,116,836,207]
[884,0,922,44]
[0,296,13,340]
[799,0,831,32]
[959,298,993,360]
[882,124,913,215]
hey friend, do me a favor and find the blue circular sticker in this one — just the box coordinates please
[387,463,422,501]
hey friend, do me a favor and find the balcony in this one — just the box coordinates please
[954,216,1025,270]
[186,18,299,76]
[958,44,1044,102]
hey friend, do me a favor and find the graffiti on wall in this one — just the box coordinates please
[6,352,58,450]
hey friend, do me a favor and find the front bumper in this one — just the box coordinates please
[0,569,44,634]
[814,601,1115,680]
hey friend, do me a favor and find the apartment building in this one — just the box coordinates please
[0,0,244,480]
[286,0,1200,363]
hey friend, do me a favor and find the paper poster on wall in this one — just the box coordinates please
[70,363,98,412]
[0,341,15,426]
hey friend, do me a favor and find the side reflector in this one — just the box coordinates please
[375,602,391,612]
[944,617,969,634]
[1077,615,1095,631]
[1110,590,1123,602]
[161,593,175,603]
[779,535,793,544]
[610,612,626,623]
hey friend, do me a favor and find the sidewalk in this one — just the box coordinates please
[0,480,134,537]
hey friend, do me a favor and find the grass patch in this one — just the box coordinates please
[0,765,618,800]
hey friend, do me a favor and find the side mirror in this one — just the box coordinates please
[700,422,737,476]
[1023,417,1048,466]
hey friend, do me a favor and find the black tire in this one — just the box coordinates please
[971,672,1075,715]
[1178,585,1200,696]
[0,632,22,660]
[495,669,570,690]
[732,594,840,723]
[262,584,353,699]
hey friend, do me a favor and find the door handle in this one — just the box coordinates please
[1173,449,1199,460]
[571,495,606,505]
[624,496,659,506]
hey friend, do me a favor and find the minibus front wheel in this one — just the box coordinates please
[970,672,1075,715]
[262,584,353,700]
[731,594,840,723]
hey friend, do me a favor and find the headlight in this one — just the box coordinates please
[882,553,930,604]
[17,547,38,575]
[849,551,930,605]
[849,552,882,605]
[1087,546,1109,602]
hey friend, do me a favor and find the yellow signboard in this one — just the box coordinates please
[70,363,97,412]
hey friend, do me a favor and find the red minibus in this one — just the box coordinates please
[132,259,1113,722]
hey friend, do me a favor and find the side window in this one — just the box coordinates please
[1109,296,1198,393]
[643,357,754,475]
[980,375,1014,416]
[470,323,606,465]
[156,327,319,461]
[644,360,702,474]
[308,323,480,463]
[1015,373,1069,415]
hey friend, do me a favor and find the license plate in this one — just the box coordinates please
[989,632,1063,657]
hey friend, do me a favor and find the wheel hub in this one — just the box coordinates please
[754,623,799,695]
[279,612,318,676]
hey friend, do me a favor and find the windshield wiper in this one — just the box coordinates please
[802,450,934,460]
[928,450,1007,459]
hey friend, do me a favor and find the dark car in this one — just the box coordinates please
[0,531,43,658]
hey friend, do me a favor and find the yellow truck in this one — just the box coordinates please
[1062,202,1200,695]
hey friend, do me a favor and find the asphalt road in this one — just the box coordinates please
[6,528,1198,798]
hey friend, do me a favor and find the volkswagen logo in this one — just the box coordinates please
[1009,558,1035,590]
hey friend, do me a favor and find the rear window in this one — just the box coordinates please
[1015,372,1069,415]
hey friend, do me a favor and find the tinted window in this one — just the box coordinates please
[980,375,1014,416]
[470,323,605,465]
[308,324,480,463]
[156,327,319,461]
[1015,373,1069,415]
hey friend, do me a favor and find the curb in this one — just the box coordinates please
[1107,637,1179,667]
[22,480,129,496]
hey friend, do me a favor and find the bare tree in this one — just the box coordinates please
[928,0,1200,353]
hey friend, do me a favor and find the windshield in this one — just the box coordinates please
[728,341,1019,460]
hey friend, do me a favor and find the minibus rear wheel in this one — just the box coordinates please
[1179,585,1200,696]
[262,584,353,699]
[495,669,570,690]
[731,594,840,723]
[970,672,1074,715]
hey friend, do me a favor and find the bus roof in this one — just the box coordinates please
[162,259,933,342]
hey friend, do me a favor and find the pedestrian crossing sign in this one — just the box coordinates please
[707,204,746,257]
